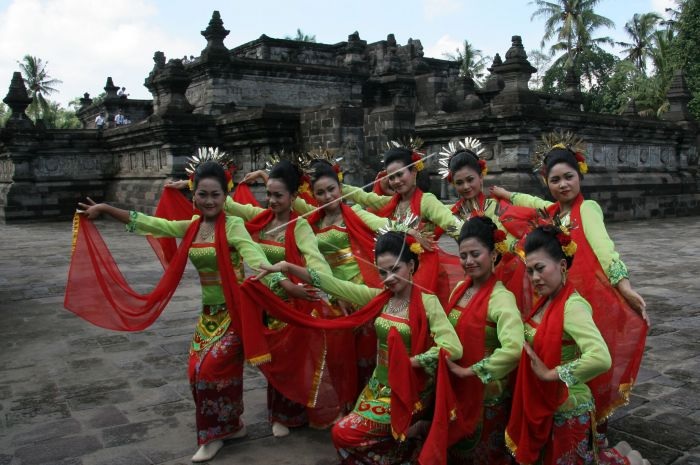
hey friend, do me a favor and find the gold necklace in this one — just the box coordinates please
[458,286,476,307]
[197,222,215,242]
[386,297,409,316]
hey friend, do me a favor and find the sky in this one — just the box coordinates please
[0,0,676,107]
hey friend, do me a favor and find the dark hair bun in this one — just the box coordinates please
[269,159,302,193]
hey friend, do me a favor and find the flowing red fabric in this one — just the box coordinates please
[563,195,646,420]
[373,188,422,219]
[506,282,574,464]
[498,194,646,420]
[307,203,382,288]
[387,284,432,440]
[146,185,260,268]
[64,213,242,333]
[418,275,498,465]
[231,183,261,207]
[372,171,388,195]
[146,187,197,268]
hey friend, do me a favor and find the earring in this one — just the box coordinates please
[561,269,567,285]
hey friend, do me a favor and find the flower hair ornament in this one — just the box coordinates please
[298,147,345,183]
[511,209,578,261]
[377,214,428,255]
[185,147,235,191]
[438,137,487,182]
[386,137,427,172]
[533,130,588,180]
[493,228,509,255]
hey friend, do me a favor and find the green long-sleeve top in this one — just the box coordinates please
[125,212,282,305]
[447,281,524,404]
[341,184,463,240]
[509,193,629,284]
[292,197,387,282]
[524,292,611,420]
[309,268,463,376]
[223,197,332,276]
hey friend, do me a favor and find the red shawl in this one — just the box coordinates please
[433,192,485,240]
[65,212,242,333]
[506,281,575,463]
[558,195,646,420]
[419,275,498,465]
[307,203,381,288]
[147,184,261,267]
[387,284,432,440]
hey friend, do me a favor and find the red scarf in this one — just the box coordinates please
[307,203,381,288]
[551,194,646,420]
[65,212,243,334]
[387,284,432,440]
[418,275,497,465]
[374,188,424,218]
[506,281,574,463]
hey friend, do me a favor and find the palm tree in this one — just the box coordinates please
[17,55,62,121]
[443,39,490,86]
[285,28,316,43]
[531,0,614,68]
[617,12,662,72]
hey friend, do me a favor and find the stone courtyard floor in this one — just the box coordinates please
[0,216,698,465]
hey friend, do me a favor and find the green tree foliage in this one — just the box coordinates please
[528,48,552,90]
[17,55,62,121]
[668,0,700,119]
[0,102,8,127]
[617,12,662,72]
[443,39,490,86]
[285,29,316,42]
[531,0,615,69]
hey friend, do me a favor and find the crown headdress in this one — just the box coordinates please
[298,147,345,183]
[185,147,235,191]
[533,131,588,178]
[438,137,487,181]
[377,214,429,254]
[385,137,427,172]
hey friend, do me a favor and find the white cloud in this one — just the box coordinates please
[0,0,200,106]
[423,0,462,21]
[424,34,463,59]
[650,0,675,15]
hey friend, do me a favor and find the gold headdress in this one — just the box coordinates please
[377,214,428,254]
[386,137,426,172]
[511,209,578,260]
[298,147,345,183]
[437,137,487,181]
[185,147,235,191]
[533,131,588,177]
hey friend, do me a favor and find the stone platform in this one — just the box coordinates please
[0,216,699,464]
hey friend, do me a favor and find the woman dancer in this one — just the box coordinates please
[505,225,647,465]
[254,229,463,465]
[440,216,523,465]
[491,136,647,436]
[69,161,295,462]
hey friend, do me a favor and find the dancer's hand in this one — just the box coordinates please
[489,186,511,200]
[165,179,189,190]
[252,262,287,280]
[280,280,320,301]
[76,197,103,220]
[523,342,558,382]
[617,279,649,326]
[445,358,474,378]
[241,170,269,185]
[408,228,435,252]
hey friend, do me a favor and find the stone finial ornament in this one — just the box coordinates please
[2,71,33,128]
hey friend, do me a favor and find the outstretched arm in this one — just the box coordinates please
[77,197,131,223]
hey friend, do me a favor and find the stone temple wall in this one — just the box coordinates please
[0,10,697,223]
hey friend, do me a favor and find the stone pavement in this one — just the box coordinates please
[0,216,698,465]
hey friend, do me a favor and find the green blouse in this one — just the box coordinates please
[447,281,524,404]
[509,193,629,284]
[223,197,332,275]
[309,268,463,425]
[341,184,463,239]
[523,293,611,420]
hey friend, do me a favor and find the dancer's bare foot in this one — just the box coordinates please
[191,439,224,462]
[272,421,290,437]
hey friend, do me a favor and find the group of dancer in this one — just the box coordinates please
[65,132,649,465]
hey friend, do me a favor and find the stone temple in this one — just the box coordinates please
[0,10,697,222]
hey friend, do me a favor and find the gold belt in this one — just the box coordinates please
[324,247,354,266]
[199,271,222,286]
